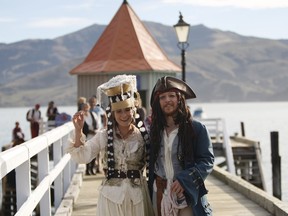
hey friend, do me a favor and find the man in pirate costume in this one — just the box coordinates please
[67,75,154,216]
[149,76,214,216]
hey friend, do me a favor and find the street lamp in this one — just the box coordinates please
[174,12,190,82]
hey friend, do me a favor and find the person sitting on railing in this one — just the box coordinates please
[67,75,154,216]
[12,121,25,143]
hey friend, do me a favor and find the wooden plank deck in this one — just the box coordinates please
[206,175,271,216]
[70,170,273,216]
[71,174,103,216]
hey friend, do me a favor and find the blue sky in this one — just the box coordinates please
[1,0,288,43]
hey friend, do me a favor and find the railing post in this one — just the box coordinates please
[62,134,73,192]
[215,119,220,142]
[222,119,236,174]
[15,160,31,211]
[38,144,51,216]
[54,139,63,209]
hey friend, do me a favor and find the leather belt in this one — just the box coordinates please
[155,175,167,193]
[155,175,167,216]
[111,169,141,179]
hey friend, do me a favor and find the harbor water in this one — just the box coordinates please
[0,102,287,201]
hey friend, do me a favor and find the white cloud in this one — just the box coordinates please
[162,0,288,9]
[28,17,94,28]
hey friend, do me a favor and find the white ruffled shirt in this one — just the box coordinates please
[66,128,147,205]
[161,128,188,216]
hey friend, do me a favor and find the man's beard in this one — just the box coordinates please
[163,106,177,117]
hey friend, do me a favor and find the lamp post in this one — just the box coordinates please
[174,12,190,82]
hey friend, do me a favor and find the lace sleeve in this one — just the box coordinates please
[66,130,107,164]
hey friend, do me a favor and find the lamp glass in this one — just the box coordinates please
[174,25,190,43]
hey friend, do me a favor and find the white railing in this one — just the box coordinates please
[199,118,236,174]
[0,122,78,216]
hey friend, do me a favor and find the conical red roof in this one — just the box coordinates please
[70,1,180,74]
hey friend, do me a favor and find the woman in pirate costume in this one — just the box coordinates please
[148,76,214,216]
[67,75,154,216]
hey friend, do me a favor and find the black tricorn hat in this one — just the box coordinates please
[150,76,196,106]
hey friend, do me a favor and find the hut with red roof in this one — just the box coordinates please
[69,0,180,109]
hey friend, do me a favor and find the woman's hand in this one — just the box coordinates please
[72,111,85,148]
[73,111,85,131]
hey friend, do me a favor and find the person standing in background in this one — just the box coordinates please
[46,101,58,120]
[88,96,107,129]
[27,104,41,138]
[134,92,147,121]
[77,97,87,111]
[46,101,58,128]
[89,96,107,173]
[81,102,100,175]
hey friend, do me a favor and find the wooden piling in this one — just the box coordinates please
[270,131,281,200]
[241,122,245,137]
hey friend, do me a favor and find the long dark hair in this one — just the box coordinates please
[150,91,195,164]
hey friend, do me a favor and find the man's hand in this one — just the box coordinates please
[171,179,185,197]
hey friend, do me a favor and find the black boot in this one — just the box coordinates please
[90,168,96,175]
[86,164,91,175]
[90,163,96,175]
[90,158,96,175]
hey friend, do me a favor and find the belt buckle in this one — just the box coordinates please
[121,168,127,178]
[124,170,128,178]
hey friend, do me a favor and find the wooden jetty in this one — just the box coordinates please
[230,135,266,190]
[56,165,287,216]
[55,118,288,216]
[201,118,266,191]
